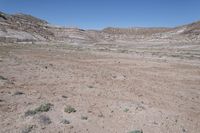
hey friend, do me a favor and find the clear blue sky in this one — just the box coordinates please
[0,0,200,29]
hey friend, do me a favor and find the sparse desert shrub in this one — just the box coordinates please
[21,125,35,133]
[0,75,7,80]
[25,110,37,116]
[36,103,53,112]
[124,108,129,112]
[64,106,76,113]
[128,130,143,133]
[60,119,70,124]
[81,116,88,120]
[25,103,53,116]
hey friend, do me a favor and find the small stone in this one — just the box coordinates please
[135,105,145,111]
[153,121,158,125]
[98,113,104,118]
[88,85,94,88]
[69,126,74,129]
[39,115,51,125]
[41,127,46,130]
[62,95,68,98]
[182,128,186,132]
[0,99,4,102]
[13,91,24,96]
[88,110,92,113]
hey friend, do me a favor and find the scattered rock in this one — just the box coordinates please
[98,113,104,118]
[69,125,74,129]
[41,127,46,130]
[64,106,76,113]
[0,99,4,102]
[88,110,92,113]
[13,91,24,96]
[153,121,158,125]
[182,128,186,132]
[135,105,145,111]
[138,94,143,97]
[112,75,117,79]
[62,95,68,98]
[88,85,94,88]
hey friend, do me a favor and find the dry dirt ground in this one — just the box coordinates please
[0,43,200,133]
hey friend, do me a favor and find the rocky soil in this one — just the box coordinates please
[0,42,200,133]
[0,11,200,133]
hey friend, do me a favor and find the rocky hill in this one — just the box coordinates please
[181,21,200,40]
[0,11,54,42]
[0,11,200,43]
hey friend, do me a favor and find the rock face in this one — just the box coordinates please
[0,11,200,43]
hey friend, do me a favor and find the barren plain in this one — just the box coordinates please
[0,41,200,133]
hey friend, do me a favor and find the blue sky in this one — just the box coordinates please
[0,0,200,29]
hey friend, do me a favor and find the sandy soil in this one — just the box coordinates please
[0,43,200,133]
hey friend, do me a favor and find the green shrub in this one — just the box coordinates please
[64,106,76,113]
[81,116,88,120]
[124,108,129,112]
[0,75,7,80]
[128,130,143,133]
[25,103,53,116]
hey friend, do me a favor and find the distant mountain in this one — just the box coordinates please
[0,11,200,43]
[102,27,171,35]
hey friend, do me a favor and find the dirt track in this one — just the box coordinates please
[0,44,200,133]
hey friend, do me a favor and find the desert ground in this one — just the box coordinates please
[0,42,200,133]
